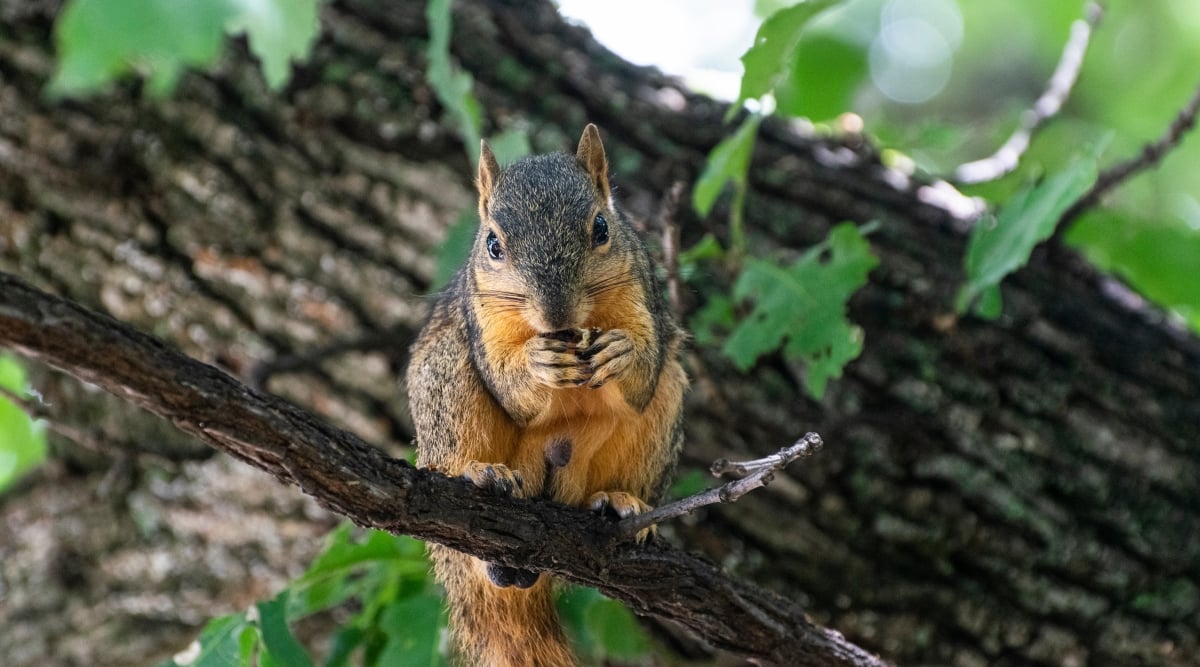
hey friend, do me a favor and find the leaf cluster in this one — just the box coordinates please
[158,525,653,667]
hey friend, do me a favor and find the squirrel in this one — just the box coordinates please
[405,124,687,667]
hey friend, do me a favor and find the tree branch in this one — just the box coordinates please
[953,2,1102,184]
[0,271,888,667]
[620,432,824,538]
[1058,78,1200,228]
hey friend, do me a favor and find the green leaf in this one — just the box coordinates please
[322,626,366,667]
[288,526,429,620]
[0,355,47,493]
[377,593,447,666]
[257,592,314,667]
[557,586,652,662]
[668,469,709,499]
[693,113,762,220]
[688,294,735,349]
[226,0,321,90]
[238,625,259,664]
[50,0,234,97]
[957,157,1098,317]
[775,33,867,121]
[50,0,317,96]
[724,222,877,398]
[487,129,532,165]
[694,114,762,256]
[556,585,604,659]
[678,234,725,272]
[975,284,1003,320]
[583,598,651,661]
[158,613,250,667]
[295,527,426,589]
[426,0,482,163]
[432,212,477,291]
[734,0,841,113]
[1067,210,1200,333]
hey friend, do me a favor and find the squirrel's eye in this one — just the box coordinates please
[486,230,504,261]
[592,214,609,247]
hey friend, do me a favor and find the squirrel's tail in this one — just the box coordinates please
[431,544,577,667]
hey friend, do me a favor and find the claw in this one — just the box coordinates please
[587,491,657,543]
[460,461,524,497]
[583,329,634,388]
[528,334,593,388]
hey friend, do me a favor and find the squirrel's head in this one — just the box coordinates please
[471,124,633,333]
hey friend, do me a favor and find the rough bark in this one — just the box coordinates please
[0,270,885,667]
[0,1,1198,666]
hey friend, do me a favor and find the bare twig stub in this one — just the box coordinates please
[620,432,824,538]
[0,271,887,667]
[954,2,1102,185]
[1058,79,1200,229]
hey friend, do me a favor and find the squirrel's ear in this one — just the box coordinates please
[576,124,611,205]
[477,140,500,217]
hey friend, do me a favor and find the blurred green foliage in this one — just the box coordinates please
[692,113,763,257]
[157,525,652,666]
[692,0,1200,397]
[844,0,1200,330]
[426,0,482,165]
[732,0,840,119]
[0,355,47,493]
[690,0,882,398]
[50,0,319,96]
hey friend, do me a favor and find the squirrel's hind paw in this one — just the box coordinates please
[486,562,540,589]
[460,461,526,497]
[588,491,657,543]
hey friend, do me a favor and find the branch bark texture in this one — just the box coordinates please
[0,271,885,667]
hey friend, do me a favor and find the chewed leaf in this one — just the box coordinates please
[227,0,320,90]
[50,0,232,97]
[724,222,877,398]
[49,0,318,96]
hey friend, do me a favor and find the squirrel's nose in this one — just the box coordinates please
[538,300,574,332]
[529,285,579,332]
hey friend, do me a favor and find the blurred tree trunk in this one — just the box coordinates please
[1,1,1197,666]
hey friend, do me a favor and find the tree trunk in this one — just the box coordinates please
[1,1,1197,666]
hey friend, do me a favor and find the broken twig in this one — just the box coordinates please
[620,432,824,538]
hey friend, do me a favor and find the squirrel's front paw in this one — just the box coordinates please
[588,490,657,543]
[580,329,635,389]
[527,334,593,388]
[460,461,525,497]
